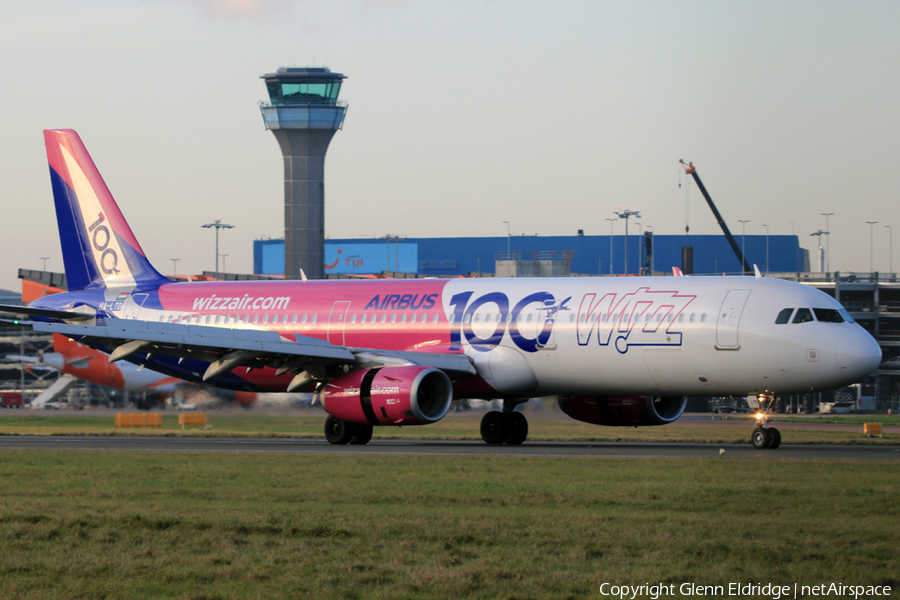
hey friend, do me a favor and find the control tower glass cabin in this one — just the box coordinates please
[260,67,347,280]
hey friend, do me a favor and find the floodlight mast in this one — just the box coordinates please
[679,160,752,275]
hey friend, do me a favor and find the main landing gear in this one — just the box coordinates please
[480,399,529,445]
[324,416,373,445]
[750,395,781,450]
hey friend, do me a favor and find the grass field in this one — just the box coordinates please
[0,410,898,445]
[0,451,897,599]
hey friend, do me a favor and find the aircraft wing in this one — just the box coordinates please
[30,318,475,388]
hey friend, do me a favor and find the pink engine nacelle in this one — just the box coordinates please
[558,395,687,427]
[321,365,453,426]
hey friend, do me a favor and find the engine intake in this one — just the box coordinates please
[322,366,453,426]
[558,395,687,427]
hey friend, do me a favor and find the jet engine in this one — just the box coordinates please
[321,365,453,426]
[558,395,687,427]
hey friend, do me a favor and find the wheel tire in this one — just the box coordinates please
[767,427,781,450]
[751,427,771,450]
[324,416,354,445]
[505,412,529,445]
[480,411,509,445]
[349,424,373,445]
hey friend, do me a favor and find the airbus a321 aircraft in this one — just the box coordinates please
[0,130,881,449]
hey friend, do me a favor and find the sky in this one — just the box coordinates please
[0,0,897,290]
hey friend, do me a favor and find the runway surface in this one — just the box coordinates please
[0,435,897,459]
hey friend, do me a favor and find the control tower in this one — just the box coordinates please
[260,67,347,279]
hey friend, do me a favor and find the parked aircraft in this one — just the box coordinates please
[0,130,882,448]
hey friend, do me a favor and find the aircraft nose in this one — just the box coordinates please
[835,329,882,381]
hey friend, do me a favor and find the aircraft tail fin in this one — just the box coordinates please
[43,130,170,292]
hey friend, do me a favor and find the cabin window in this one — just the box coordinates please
[667,314,673,322]
[311,314,318,324]
[569,314,575,323]
[792,308,814,324]
[813,308,844,323]
[361,314,367,324]
[464,314,471,324]
[647,314,653,323]
[657,314,663,322]
[580,314,587,323]
[448,313,455,324]
[380,313,387,324]
[223,316,230,325]
[291,314,298,324]
[526,314,534,323]
[243,315,249,322]
[700,313,707,323]
[301,314,308,324]
[775,308,794,324]
[204,316,211,324]
[252,315,259,324]
[351,314,357,323]
[262,315,269,324]
[474,314,481,323]
[391,314,397,324]
[689,313,695,323]
[433,314,439,324]
[410,314,417,324]
[401,314,407,323]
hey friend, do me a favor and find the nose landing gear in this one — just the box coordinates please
[480,399,529,445]
[751,394,781,450]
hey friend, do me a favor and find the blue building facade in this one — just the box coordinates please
[254,234,808,277]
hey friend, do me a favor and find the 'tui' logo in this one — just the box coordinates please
[88,212,120,275]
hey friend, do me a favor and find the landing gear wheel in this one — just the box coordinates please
[751,427,771,450]
[349,424,373,445]
[505,412,529,445]
[324,416,354,445]
[767,427,781,450]
[480,411,509,445]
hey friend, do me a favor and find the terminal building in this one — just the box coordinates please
[254,233,809,278]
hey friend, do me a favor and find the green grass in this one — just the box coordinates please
[0,451,897,599]
[0,411,898,445]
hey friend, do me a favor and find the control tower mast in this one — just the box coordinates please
[260,67,347,279]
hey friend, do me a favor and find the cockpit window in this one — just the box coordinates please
[775,308,794,325]
[813,308,844,323]
[838,308,855,324]
[792,308,814,324]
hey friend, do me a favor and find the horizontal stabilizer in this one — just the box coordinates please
[0,303,94,322]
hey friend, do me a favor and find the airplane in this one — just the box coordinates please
[8,333,257,410]
[12,278,257,410]
[0,129,881,449]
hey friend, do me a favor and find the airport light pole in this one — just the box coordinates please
[39,256,49,271]
[170,258,180,277]
[201,218,234,281]
[713,258,721,275]
[502,221,511,258]
[761,224,769,275]
[614,209,640,276]
[738,220,750,272]
[810,230,827,273]
[886,225,893,274]
[219,254,229,274]
[866,221,878,273]
[605,218,617,275]
[821,212,833,273]
[646,225,654,274]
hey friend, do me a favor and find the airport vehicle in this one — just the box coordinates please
[0,130,882,449]
[0,392,23,408]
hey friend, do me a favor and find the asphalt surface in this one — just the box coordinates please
[0,435,897,459]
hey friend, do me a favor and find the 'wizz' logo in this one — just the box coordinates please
[576,287,696,353]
